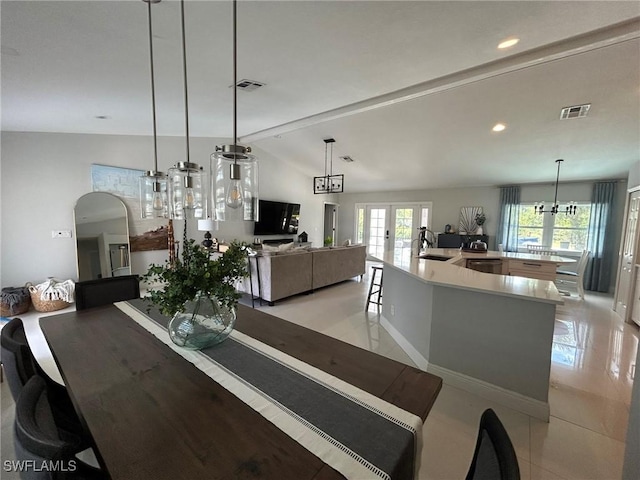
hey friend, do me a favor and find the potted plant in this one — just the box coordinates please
[475,212,486,235]
[142,239,249,350]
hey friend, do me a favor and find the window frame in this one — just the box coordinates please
[516,201,591,253]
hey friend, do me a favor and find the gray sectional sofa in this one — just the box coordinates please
[241,245,367,305]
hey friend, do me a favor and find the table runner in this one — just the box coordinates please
[118,299,422,480]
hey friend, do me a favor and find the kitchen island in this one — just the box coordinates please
[377,248,563,421]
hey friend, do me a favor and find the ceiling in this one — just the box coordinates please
[2,1,639,192]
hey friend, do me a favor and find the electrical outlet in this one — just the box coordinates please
[52,230,72,238]
[390,304,395,316]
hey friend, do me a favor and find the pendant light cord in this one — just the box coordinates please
[147,0,159,172]
[180,0,190,164]
[324,141,328,177]
[329,141,333,177]
[233,0,238,162]
[553,159,562,207]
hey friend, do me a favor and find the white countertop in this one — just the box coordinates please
[417,248,574,265]
[377,249,564,305]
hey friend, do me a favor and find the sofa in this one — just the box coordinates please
[241,245,366,305]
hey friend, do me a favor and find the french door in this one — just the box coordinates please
[357,203,431,263]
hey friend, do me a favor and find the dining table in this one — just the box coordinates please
[39,300,442,480]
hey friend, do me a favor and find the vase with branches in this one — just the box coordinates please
[142,239,249,349]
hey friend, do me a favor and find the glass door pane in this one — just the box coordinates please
[366,207,389,260]
[391,207,414,265]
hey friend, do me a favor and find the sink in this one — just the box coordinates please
[419,254,450,261]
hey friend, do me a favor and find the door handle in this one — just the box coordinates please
[385,230,389,239]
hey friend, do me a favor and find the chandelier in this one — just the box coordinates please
[211,0,259,222]
[167,0,205,221]
[534,159,577,215]
[139,0,167,219]
[314,138,344,194]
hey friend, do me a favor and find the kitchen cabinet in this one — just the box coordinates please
[508,259,557,281]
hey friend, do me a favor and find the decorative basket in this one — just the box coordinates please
[28,278,75,313]
[0,286,31,316]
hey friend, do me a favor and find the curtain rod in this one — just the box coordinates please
[496,178,626,189]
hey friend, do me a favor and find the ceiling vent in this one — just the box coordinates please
[232,79,265,92]
[340,155,354,163]
[560,104,591,119]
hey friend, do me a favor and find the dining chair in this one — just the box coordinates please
[14,375,106,480]
[465,408,520,480]
[75,274,140,310]
[1,318,90,445]
[1,317,38,401]
[556,249,590,299]
[527,245,555,255]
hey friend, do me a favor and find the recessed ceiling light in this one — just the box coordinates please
[497,38,519,50]
[492,123,506,132]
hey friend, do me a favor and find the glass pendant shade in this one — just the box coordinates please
[140,171,168,218]
[167,161,205,220]
[211,145,258,221]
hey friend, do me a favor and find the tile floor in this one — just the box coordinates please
[248,266,637,480]
[1,266,638,479]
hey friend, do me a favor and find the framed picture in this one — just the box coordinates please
[459,206,483,234]
[91,164,144,199]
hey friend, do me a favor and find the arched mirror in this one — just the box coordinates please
[74,192,131,281]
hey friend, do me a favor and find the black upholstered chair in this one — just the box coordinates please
[75,275,140,311]
[1,318,89,446]
[14,376,106,480]
[1,317,38,401]
[465,408,520,480]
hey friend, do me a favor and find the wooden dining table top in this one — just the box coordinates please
[39,303,442,480]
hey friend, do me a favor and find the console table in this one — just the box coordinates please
[437,233,488,248]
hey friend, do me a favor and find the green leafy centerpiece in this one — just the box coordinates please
[142,239,249,350]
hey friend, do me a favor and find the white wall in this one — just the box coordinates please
[337,186,500,246]
[0,131,328,287]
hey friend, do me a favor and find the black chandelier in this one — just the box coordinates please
[314,138,344,194]
[534,159,577,215]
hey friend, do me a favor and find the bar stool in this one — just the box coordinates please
[365,265,384,311]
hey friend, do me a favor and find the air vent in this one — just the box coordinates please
[560,104,591,119]
[232,79,265,92]
[340,155,355,163]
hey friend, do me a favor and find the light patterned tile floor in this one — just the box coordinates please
[1,265,637,479]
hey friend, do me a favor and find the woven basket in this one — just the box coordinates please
[28,279,74,313]
[0,286,31,316]
[29,292,71,312]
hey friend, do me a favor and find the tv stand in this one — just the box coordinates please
[261,238,295,245]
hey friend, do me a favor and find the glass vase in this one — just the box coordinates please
[168,293,236,350]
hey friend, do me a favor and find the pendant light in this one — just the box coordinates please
[534,159,577,215]
[167,0,205,221]
[211,0,259,222]
[139,0,168,219]
[314,138,343,194]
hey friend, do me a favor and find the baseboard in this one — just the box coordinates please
[427,364,550,422]
[379,316,429,370]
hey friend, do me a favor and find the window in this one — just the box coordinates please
[517,203,591,252]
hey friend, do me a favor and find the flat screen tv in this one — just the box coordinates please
[253,200,300,236]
